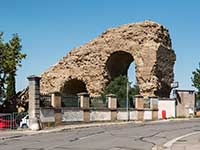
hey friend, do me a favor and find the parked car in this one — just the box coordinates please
[0,114,16,129]
[20,115,29,128]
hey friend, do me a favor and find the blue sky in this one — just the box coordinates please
[0,0,200,91]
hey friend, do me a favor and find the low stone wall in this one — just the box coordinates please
[38,94,159,127]
[40,108,55,123]
[130,111,137,120]
[117,109,137,120]
[62,108,84,122]
[90,109,111,121]
[40,107,157,123]
[144,110,152,120]
[117,109,129,121]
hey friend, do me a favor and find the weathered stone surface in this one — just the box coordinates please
[40,21,176,98]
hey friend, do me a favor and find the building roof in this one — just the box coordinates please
[174,89,195,93]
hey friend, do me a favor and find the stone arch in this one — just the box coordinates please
[61,79,88,96]
[40,21,176,98]
[106,51,134,80]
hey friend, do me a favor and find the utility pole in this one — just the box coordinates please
[171,81,179,118]
[126,81,129,121]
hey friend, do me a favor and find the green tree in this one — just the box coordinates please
[129,84,140,97]
[104,75,128,98]
[0,33,26,102]
[191,63,200,99]
[102,75,140,106]
[0,32,5,102]
[5,71,16,101]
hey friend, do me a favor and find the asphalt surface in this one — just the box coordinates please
[171,132,200,150]
[0,119,200,150]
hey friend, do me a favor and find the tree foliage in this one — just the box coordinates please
[192,63,200,99]
[103,75,140,99]
[0,32,5,102]
[0,32,26,102]
[102,75,139,107]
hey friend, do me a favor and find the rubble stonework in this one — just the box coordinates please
[40,21,176,97]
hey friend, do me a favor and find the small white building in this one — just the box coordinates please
[158,98,176,119]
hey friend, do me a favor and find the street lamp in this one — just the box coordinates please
[171,81,179,117]
[126,81,129,121]
[171,81,179,98]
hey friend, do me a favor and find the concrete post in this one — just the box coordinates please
[150,96,158,110]
[135,95,144,121]
[51,92,61,108]
[51,92,62,126]
[135,95,144,109]
[27,75,41,130]
[78,92,90,122]
[107,94,117,121]
[107,94,117,109]
[79,92,89,109]
[149,96,158,120]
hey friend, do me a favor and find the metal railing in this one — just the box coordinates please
[40,94,51,107]
[90,96,107,108]
[117,97,134,108]
[61,95,79,107]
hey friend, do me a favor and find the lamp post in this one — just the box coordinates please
[171,81,179,98]
[171,81,179,117]
[126,81,129,121]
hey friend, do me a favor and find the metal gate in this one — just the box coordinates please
[0,112,28,130]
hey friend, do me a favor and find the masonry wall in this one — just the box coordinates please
[40,21,176,98]
[40,108,157,122]
[40,108,55,123]
[38,94,159,127]
[62,108,84,122]
[176,90,195,117]
[90,109,111,121]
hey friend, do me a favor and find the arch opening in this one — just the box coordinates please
[61,79,88,96]
[106,51,134,80]
[105,51,139,107]
[128,62,136,87]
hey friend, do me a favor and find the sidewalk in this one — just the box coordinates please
[171,132,200,150]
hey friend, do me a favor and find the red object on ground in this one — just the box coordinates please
[162,110,166,119]
[0,114,16,129]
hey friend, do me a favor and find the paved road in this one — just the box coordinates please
[0,119,200,150]
[171,132,200,150]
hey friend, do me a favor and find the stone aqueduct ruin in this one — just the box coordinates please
[40,21,176,98]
